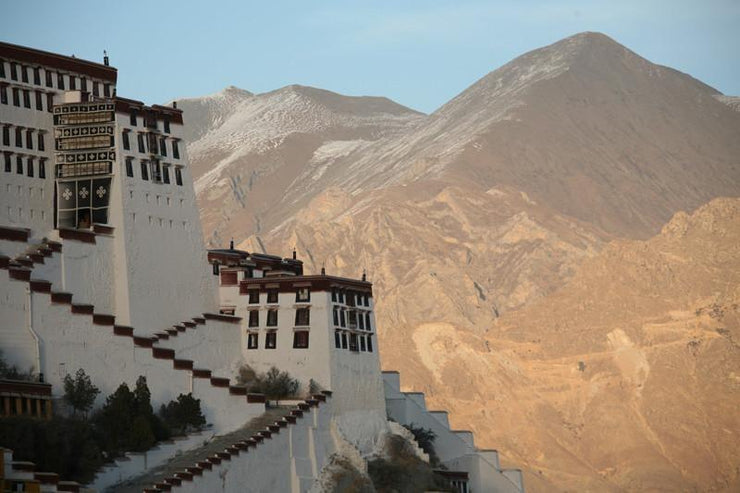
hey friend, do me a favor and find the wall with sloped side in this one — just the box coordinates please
[383,371,525,493]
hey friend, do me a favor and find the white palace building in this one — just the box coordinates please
[0,42,524,492]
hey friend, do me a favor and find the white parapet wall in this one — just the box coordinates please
[382,371,524,493]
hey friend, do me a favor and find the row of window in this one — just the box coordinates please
[122,131,180,158]
[331,288,371,307]
[3,153,47,178]
[247,307,311,328]
[124,157,183,185]
[1,126,46,151]
[334,331,374,352]
[0,85,54,112]
[244,288,310,303]
[0,60,112,97]
[128,110,172,134]
[246,330,310,350]
[333,308,372,331]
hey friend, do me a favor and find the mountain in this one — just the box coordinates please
[178,32,740,491]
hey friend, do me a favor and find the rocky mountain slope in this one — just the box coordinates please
[178,32,740,491]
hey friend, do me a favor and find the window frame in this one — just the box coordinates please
[247,332,259,350]
[266,309,278,327]
[248,310,259,328]
[295,307,310,327]
[293,330,309,349]
[265,330,277,349]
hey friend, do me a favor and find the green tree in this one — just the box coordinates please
[159,393,206,435]
[63,368,100,418]
[252,367,299,399]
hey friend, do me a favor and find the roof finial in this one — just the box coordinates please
[362,269,366,282]
[321,262,326,276]
[292,248,297,260]
[229,238,234,250]
[103,50,109,66]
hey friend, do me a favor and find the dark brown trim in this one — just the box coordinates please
[185,466,203,476]
[0,225,30,242]
[30,280,52,293]
[9,267,31,281]
[92,313,115,325]
[203,312,242,323]
[154,483,173,492]
[0,42,116,81]
[34,472,59,484]
[174,471,193,481]
[210,377,229,387]
[285,415,297,424]
[193,317,206,324]
[155,332,170,340]
[229,386,247,396]
[38,247,53,258]
[133,336,155,348]
[215,452,231,460]
[152,347,175,360]
[46,241,62,252]
[321,390,333,397]
[29,253,45,264]
[207,456,221,465]
[113,325,134,337]
[306,399,319,407]
[277,419,288,428]
[51,292,73,304]
[246,393,265,403]
[173,359,193,370]
[312,394,326,402]
[0,379,52,396]
[166,328,179,336]
[434,469,469,480]
[174,324,186,332]
[70,304,94,315]
[268,424,280,433]
[93,224,114,236]
[0,256,9,269]
[58,228,96,244]
[163,477,182,486]
[196,461,212,470]
[192,368,212,379]
[56,482,82,493]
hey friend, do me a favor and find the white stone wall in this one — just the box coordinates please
[112,112,218,332]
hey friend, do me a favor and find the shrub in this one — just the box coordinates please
[0,350,35,381]
[239,366,300,399]
[403,423,440,466]
[63,368,100,418]
[368,435,452,492]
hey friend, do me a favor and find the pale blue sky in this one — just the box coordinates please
[2,0,738,113]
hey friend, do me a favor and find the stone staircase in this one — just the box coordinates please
[383,371,524,492]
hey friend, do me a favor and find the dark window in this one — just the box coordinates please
[4,153,11,172]
[175,167,183,186]
[266,309,278,327]
[349,333,359,352]
[2,126,8,146]
[140,160,149,180]
[151,160,162,182]
[267,289,278,304]
[360,335,366,352]
[296,287,310,302]
[35,91,42,111]
[45,70,52,87]
[172,140,179,159]
[39,159,45,179]
[15,127,22,147]
[0,60,5,78]
[341,332,348,349]
[364,294,370,306]
[137,133,145,153]
[16,155,22,174]
[164,117,170,134]
[367,336,373,352]
[331,289,337,302]
[333,308,339,326]
[247,333,258,349]
[69,76,76,90]
[0,86,6,105]
[295,308,310,326]
[122,131,130,150]
[10,63,17,81]
[248,310,259,328]
[33,68,40,85]
[92,82,99,97]
[25,129,32,149]
[103,84,110,97]
[23,90,30,108]
[212,263,220,275]
[57,73,64,89]
[26,158,33,177]
[147,133,158,154]
[348,310,357,329]
[125,157,134,177]
[248,290,259,304]
[358,314,365,330]
[339,310,346,327]
[162,165,170,184]
[335,330,341,348]
[130,110,137,127]
[81,78,88,92]
[46,93,53,113]
[293,330,309,349]
[21,65,28,83]
[160,137,167,156]
[265,331,277,349]
[338,290,345,304]
[12,87,19,106]
[365,312,371,331]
